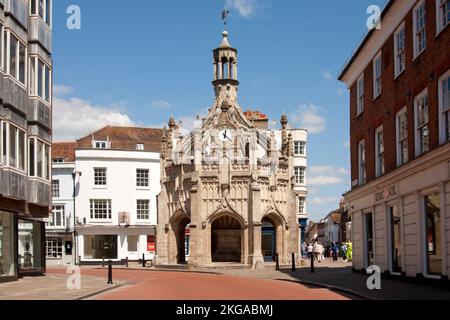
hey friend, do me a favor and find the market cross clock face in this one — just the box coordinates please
[219,128,233,142]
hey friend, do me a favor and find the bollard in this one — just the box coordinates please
[102,257,105,268]
[275,253,280,271]
[291,253,296,272]
[107,260,113,284]
[310,252,315,273]
[142,253,146,267]
[126,256,129,268]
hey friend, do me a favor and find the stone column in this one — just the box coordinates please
[248,182,264,268]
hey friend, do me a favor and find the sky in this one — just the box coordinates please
[52,0,389,222]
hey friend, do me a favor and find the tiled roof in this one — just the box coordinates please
[243,110,268,121]
[52,142,77,162]
[76,126,164,152]
[326,209,342,224]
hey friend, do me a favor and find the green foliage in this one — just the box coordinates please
[346,242,353,262]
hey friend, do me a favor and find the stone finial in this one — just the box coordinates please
[219,30,232,48]
[169,117,177,129]
[280,114,288,128]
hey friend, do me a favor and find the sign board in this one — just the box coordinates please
[374,185,398,203]
[147,235,155,253]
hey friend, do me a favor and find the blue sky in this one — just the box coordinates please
[52,0,388,221]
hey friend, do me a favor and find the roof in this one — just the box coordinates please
[76,126,164,152]
[338,0,395,81]
[243,110,269,121]
[326,209,342,224]
[52,142,77,162]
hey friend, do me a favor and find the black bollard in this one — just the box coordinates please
[107,260,113,284]
[275,254,280,271]
[102,257,105,268]
[126,256,129,268]
[310,252,315,273]
[142,253,146,267]
[291,253,296,272]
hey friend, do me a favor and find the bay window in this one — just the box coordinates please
[294,167,305,184]
[7,32,27,85]
[415,90,430,156]
[2,122,26,171]
[29,137,50,180]
[30,0,52,27]
[29,56,52,103]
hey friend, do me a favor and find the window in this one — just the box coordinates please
[94,168,107,186]
[4,123,26,170]
[425,193,442,275]
[93,141,108,149]
[437,0,450,33]
[29,56,51,103]
[90,200,112,220]
[389,206,402,273]
[7,32,27,85]
[137,200,150,220]
[46,238,63,258]
[294,167,305,184]
[28,137,50,180]
[413,1,427,58]
[0,23,4,71]
[396,108,409,166]
[375,126,385,177]
[394,23,406,77]
[136,143,144,151]
[358,140,366,185]
[415,90,430,156]
[438,71,450,144]
[357,74,364,115]
[128,235,138,252]
[48,205,65,227]
[373,52,382,98]
[136,169,149,187]
[298,197,305,215]
[52,180,60,198]
[294,141,306,156]
[30,0,52,27]
[52,158,64,163]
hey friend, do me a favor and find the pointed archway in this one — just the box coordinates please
[170,212,191,264]
[211,215,243,263]
[261,213,285,262]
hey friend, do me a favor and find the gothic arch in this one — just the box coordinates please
[169,210,191,264]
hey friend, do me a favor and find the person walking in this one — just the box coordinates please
[307,242,313,260]
[314,242,323,263]
[331,242,339,262]
[341,243,348,262]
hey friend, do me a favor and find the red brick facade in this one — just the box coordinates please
[348,0,450,188]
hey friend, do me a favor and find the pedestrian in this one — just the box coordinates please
[341,243,348,262]
[314,242,323,263]
[307,243,313,260]
[301,242,307,259]
[331,242,339,262]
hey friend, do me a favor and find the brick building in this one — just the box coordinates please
[339,0,450,283]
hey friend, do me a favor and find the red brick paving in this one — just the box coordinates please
[47,268,349,300]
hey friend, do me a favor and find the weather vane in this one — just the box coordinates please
[222,9,230,29]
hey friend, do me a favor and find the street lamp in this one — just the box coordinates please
[72,171,82,265]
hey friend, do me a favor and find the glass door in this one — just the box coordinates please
[389,206,402,273]
[425,193,442,276]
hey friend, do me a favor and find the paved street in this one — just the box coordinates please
[1,259,449,300]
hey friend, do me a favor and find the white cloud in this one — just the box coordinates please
[53,96,135,141]
[321,70,333,80]
[226,0,258,18]
[310,196,340,206]
[150,100,173,110]
[54,85,74,97]
[308,175,344,186]
[308,165,349,186]
[290,104,327,134]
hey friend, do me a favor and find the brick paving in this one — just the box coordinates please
[215,258,450,300]
[0,270,122,300]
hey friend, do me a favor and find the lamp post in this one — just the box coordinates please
[72,171,82,265]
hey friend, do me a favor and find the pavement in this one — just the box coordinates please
[0,271,123,300]
[1,259,449,300]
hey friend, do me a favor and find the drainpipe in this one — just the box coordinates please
[72,171,82,265]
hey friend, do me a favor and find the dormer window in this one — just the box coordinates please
[93,140,108,149]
